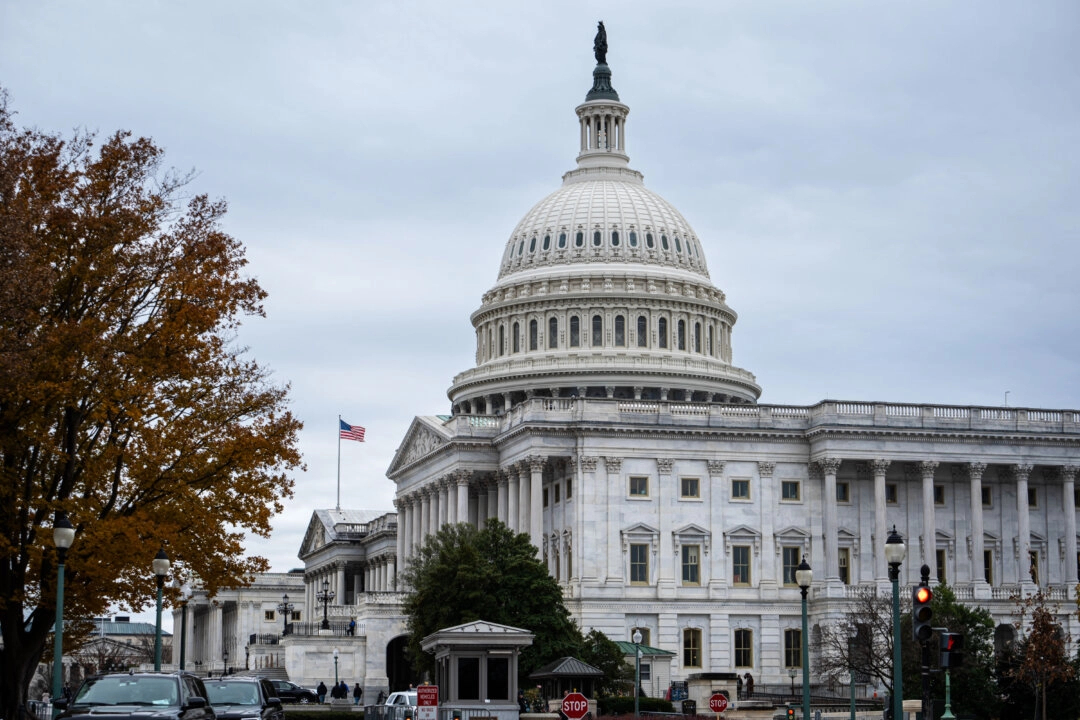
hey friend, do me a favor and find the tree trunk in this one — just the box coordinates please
[1,603,52,720]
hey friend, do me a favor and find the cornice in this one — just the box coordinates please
[806,426,1080,448]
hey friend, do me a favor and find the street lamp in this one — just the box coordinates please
[333,647,340,686]
[632,629,643,719]
[222,649,229,677]
[277,593,294,636]
[178,582,191,671]
[885,526,907,720]
[795,556,812,720]
[51,512,76,717]
[152,548,170,672]
[317,579,335,631]
[788,667,797,697]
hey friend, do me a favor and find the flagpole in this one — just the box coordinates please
[336,415,342,511]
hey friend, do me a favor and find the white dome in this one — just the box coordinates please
[497,170,711,281]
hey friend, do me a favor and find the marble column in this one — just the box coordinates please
[1015,464,1033,583]
[477,481,489,530]
[820,458,842,581]
[529,456,545,556]
[487,480,499,523]
[517,461,529,532]
[1064,466,1079,585]
[507,465,520,532]
[420,489,431,545]
[455,470,470,526]
[411,494,422,556]
[968,462,987,585]
[439,479,450,527]
[872,459,891,582]
[920,461,939,572]
[497,471,509,524]
[394,499,405,570]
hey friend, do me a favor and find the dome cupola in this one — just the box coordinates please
[449,25,761,414]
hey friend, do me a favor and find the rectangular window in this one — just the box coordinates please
[984,550,993,585]
[591,315,603,347]
[885,483,898,505]
[982,486,992,507]
[487,656,510,700]
[639,663,651,681]
[838,548,851,585]
[457,656,480,700]
[615,315,626,346]
[936,549,947,585]
[570,317,580,347]
[836,481,850,503]
[781,481,801,501]
[734,628,753,668]
[543,487,549,507]
[629,476,649,497]
[731,479,750,500]
[784,628,802,668]
[1027,487,1038,508]
[933,484,945,505]
[630,544,649,584]
[683,628,702,668]
[681,477,700,498]
[782,547,801,586]
[733,546,751,585]
[291,610,301,621]
[682,545,700,585]
[554,484,561,503]
[566,479,572,499]
[264,610,276,622]
[1029,551,1039,584]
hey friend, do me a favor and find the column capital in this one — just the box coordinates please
[1011,463,1034,482]
[967,461,987,480]
[604,456,623,473]
[818,457,842,475]
[527,455,546,473]
[656,458,675,475]
[1062,465,1079,483]
[919,461,939,479]
[757,461,776,478]
[453,469,473,486]
[707,459,726,477]
[871,459,891,476]
[579,455,599,472]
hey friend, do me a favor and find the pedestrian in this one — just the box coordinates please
[317,681,327,704]
[744,673,754,698]
[377,690,387,704]
[736,675,743,699]
[518,689,527,713]
[354,683,364,705]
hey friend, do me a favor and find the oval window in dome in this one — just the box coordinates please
[687,240,694,256]
[529,237,537,253]
[661,234,669,250]
[674,236,682,252]
[611,231,619,246]
[593,230,602,247]
[558,232,567,248]
[543,234,551,250]
[518,240,525,255]
[629,231,638,247]
[576,231,584,247]
[646,232,655,248]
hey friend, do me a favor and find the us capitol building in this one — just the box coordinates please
[177,32,1080,695]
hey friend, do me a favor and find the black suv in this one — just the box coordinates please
[55,671,215,720]
[267,679,318,704]
[204,677,284,720]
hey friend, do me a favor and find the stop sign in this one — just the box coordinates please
[708,692,728,713]
[562,692,590,720]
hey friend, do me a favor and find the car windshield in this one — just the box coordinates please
[74,677,179,706]
[205,680,259,705]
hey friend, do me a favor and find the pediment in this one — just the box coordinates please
[776,526,812,540]
[299,512,330,557]
[673,523,710,537]
[387,416,452,475]
[622,522,660,536]
[724,524,762,539]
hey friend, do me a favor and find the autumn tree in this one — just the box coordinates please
[997,590,1079,720]
[401,520,583,681]
[0,90,302,714]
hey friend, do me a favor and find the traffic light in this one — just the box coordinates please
[940,632,964,668]
[912,584,934,642]
[786,708,795,719]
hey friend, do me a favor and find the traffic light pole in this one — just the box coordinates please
[920,640,931,720]
[941,669,956,720]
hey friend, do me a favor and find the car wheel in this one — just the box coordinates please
[299,697,311,704]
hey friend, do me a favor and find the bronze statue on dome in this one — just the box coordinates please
[594,21,608,64]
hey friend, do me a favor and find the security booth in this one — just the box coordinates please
[421,620,534,720]
[529,656,604,699]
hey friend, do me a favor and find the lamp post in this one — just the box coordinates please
[885,527,907,720]
[632,629,642,719]
[51,512,76,717]
[789,667,797,697]
[277,593,294,636]
[317,579,336,631]
[152,548,170,672]
[178,582,191,671]
[795,556,812,720]
[333,647,340,686]
[222,649,229,677]
[245,644,250,671]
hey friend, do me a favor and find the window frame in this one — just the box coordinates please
[885,483,898,505]
[680,476,701,499]
[683,628,703,668]
[628,476,650,498]
[734,628,753,668]
[681,544,701,586]
[629,543,650,585]
[784,628,802,668]
[933,484,945,506]
[836,481,850,503]
[781,481,801,502]
[731,478,751,501]
[732,545,752,586]
[838,547,851,585]
[782,546,801,586]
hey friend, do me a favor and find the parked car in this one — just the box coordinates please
[54,672,215,720]
[204,677,284,720]
[384,690,419,717]
[267,679,318,704]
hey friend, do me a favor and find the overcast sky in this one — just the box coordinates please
[3,1,1078,620]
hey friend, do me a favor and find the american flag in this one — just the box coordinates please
[339,420,366,442]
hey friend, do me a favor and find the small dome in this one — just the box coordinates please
[497,173,711,281]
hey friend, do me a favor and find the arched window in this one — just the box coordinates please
[513,322,520,353]
[629,231,638,247]
[675,236,682,253]
[558,232,567,248]
[611,231,620,246]
[529,237,536,252]
[661,234,670,250]
[658,317,668,349]
[707,325,714,355]
[593,230,602,247]
[542,234,550,250]
[694,322,702,353]
[570,316,580,347]
[518,240,525,255]
[637,316,648,347]
[677,320,686,350]
[614,315,625,346]
[575,231,584,247]
[529,319,538,351]
[592,315,603,346]
[549,317,558,348]
[646,232,655,248]
[499,325,505,356]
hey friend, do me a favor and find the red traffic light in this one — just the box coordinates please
[915,586,932,604]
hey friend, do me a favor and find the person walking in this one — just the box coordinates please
[354,683,364,705]
[317,681,327,704]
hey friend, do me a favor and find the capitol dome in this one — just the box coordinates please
[448,44,760,414]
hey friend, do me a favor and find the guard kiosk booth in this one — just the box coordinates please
[421,620,534,720]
